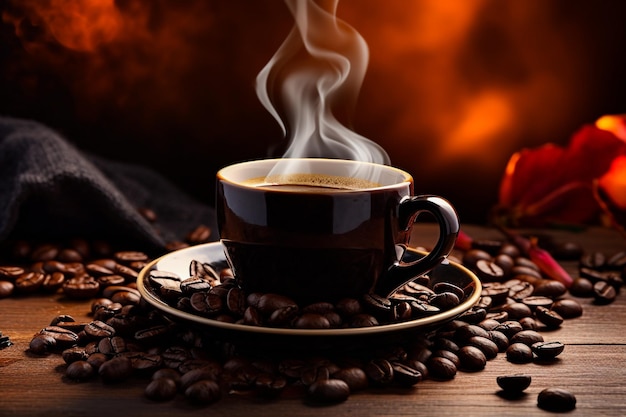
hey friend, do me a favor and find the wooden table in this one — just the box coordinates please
[1,224,625,416]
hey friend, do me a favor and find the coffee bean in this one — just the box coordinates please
[532,280,567,298]
[114,251,149,263]
[427,356,457,380]
[15,271,45,294]
[242,306,262,326]
[551,299,583,319]
[87,353,108,369]
[537,387,576,412]
[185,380,221,404]
[532,341,565,360]
[335,298,362,316]
[518,317,539,330]
[0,266,25,281]
[180,368,219,391]
[29,334,57,354]
[226,287,246,316]
[487,330,510,352]
[580,251,606,270]
[180,277,213,294]
[39,326,79,349]
[493,320,524,339]
[593,281,617,304]
[455,324,490,342]
[481,283,509,306]
[496,374,531,392]
[502,302,532,320]
[99,356,133,383]
[66,360,95,380]
[510,330,544,346]
[391,362,423,386]
[363,293,392,316]
[308,378,350,403]
[268,305,299,326]
[145,378,178,401]
[462,249,492,268]
[466,336,499,359]
[63,275,100,299]
[433,282,465,300]
[429,292,460,309]
[499,243,521,258]
[42,272,65,292]
[457,306,487,324]
[0,281,14,298]
[84,320,116,339]
[493,254,514,276]
[521,296,553,311]
[534,306,564,328]
[506,343,533,363]
[511,265,541,280]
[507,282,534,301]
[607,251,626,270]
[432,337,460,353]
[293,313,331,329]
[333,367,368,391]
[364,359,394,386]
[515,257,540,271]
[478,318,501,331]
[62,346,89,364]
[256,293,298,315]
[432,350,460,368]
[457,345,487,371]
[254,374,287,397]
[475,259,505,282]
[189,292,223,315]
[31,244,60,262]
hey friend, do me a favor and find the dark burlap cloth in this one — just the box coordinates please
[0,116,217,253]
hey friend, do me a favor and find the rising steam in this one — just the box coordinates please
[256,0,390,166]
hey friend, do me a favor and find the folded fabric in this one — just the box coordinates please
[0,116,217,253]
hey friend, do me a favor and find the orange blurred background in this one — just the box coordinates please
[1,0,626,224]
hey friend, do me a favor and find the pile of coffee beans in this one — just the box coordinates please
[149,263,468,329]
[12,229,625,409]
[0,223,213,300]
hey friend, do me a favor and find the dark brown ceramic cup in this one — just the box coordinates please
[216,158,459,303]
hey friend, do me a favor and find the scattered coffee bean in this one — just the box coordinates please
[569,277,594,297]
[506,343,533,363]
[593,281,617,304]
[537,387,577,412]
[308,379,350,403]
[496,374,532,392]
[531,341,565,360]
[550,299,583,318]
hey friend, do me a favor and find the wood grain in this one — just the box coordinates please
[1,224,625,416]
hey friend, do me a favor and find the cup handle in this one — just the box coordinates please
[375,195,460,298]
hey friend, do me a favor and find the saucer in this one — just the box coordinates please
[137,242,481,349]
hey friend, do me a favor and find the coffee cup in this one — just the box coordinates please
[216,158,459,303]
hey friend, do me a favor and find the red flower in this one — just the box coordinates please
[495,115,626,231]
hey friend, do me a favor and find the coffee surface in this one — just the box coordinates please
[243,173,381,191]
